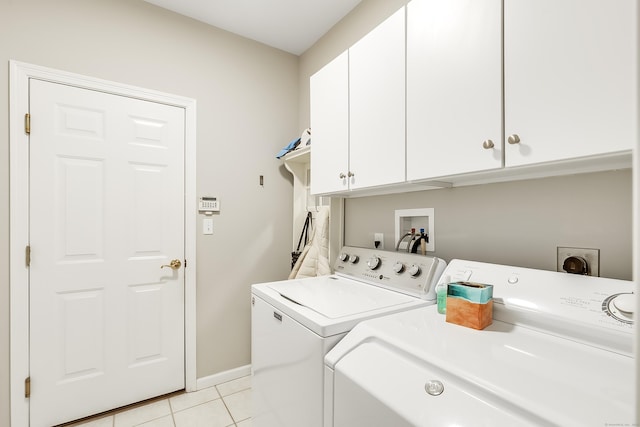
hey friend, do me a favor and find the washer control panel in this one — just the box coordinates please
[333,246,446,300]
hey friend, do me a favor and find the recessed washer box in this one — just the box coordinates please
[394,208,435,252]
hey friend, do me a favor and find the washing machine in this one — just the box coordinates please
[324,259,635,426]
[251,246,446,427]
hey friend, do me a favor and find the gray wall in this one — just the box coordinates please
[299,0,632,281]
[344,170,632,280]
[1,0,297,423]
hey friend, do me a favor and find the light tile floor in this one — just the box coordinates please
[66,376,252,427]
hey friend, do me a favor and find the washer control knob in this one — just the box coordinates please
[367,256,381,270]
[408,264,421,277]
[338,253,349,262]
[348,255,359,264]
[392,261,405,273]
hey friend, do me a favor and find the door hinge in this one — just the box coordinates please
[25,113,31,135]
[25,245,31,267]
[25,377,31,398]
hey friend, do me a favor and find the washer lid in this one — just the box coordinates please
[267,276,415,318]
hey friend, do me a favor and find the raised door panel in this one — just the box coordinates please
[406,0,503,180]
[504,0,637,167]
[310,50,349,195]
[349,7,406,190]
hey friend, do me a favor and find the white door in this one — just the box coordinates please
[406,0,503,180]
[504,0,637,167]
[29,78,185,427]
[310,50,350,195]
[349,7,406,190]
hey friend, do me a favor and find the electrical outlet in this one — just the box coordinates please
[373,233,384,250]
[556,247,600,276]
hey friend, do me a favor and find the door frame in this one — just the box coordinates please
[9,60,198,426]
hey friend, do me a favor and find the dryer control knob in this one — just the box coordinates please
[338,253,349,262]
[392,261,404,273]
[349,255,359,264]
[408,264,421,277]
[367,256,381,270]
[612,293,635,314]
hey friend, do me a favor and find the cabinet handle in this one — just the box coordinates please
[348,171,354,177]
[339,173,346,179]
[482,139,494,149]
[507,134,521,145]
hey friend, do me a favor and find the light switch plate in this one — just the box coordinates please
[203,218,213,235]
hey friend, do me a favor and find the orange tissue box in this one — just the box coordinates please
[445,296,493,330]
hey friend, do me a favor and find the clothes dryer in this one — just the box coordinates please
[324,259,635,426]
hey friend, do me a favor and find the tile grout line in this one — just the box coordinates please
[219,387,251,425]
[216,385,239,426]
[167,397,177,427]
[218,395,236,426]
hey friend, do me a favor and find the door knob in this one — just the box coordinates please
[161,259,182,270]
[507,134,521,144]
[339,173,346,179]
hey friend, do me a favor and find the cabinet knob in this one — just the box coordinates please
[339,173,346,179]
[507,134,521,145]
[482,139,494,149]
[348,171,355,178]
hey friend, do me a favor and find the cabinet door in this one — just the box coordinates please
[407,0,503,181]
[310,51,349,195]
[349,8,406,190]
[505,0,637,167]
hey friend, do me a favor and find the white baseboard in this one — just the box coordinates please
[195,364,252,391]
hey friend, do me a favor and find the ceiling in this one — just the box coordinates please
[143,0,363,55]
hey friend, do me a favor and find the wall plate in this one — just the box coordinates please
[557,246,600,276]
[394,208,435,252]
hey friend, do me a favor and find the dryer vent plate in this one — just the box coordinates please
[556,247,600,277]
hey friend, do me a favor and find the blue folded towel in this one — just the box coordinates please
[275,137,301,159]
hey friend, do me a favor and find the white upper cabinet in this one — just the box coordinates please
[504,0,637,167]
[349,7,406,190]
[311,8,406,196]
[310,50,349,195]
[407,0,503,181]
[310,0,636,194]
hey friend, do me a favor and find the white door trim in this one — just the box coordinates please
[9,60,198,426]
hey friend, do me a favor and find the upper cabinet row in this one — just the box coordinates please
[310,0,637,196]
